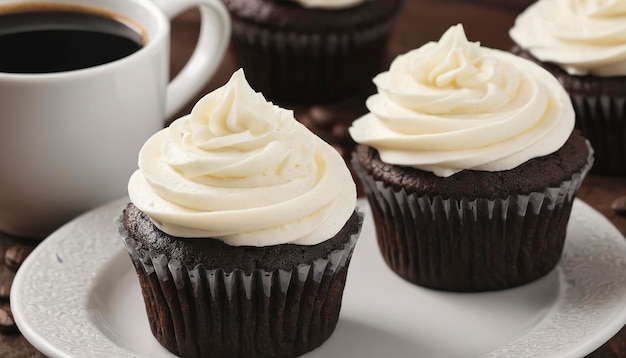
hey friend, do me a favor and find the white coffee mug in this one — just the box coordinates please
[0,0,230,238]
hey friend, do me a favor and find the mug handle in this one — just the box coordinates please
[153,0,231,119]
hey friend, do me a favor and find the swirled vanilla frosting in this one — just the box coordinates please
[509,0,626,76]
[128,69,356,246]
[287,0,366,9]
[348,24,575,177]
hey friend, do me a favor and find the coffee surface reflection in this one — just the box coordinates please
[0,7,144,73]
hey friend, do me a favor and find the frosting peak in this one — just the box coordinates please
[349,24,575,177]
[379,24,516,116]
[191,70,285,140]
[171,70,309,187]
[128,69,356,246]
[414,24,484,88]
[510,0,626,76]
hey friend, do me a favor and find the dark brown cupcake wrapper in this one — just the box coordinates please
[568,93,626,175]
[120,219,362,358]
[228,6,405,105]
[354,142,594,292]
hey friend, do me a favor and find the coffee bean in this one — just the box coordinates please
[308,107,336,130]
[612,196,626,216]
[5,243,33,270]
[0,305,16,333]
[332,123,350,142]
[0,285,9,300]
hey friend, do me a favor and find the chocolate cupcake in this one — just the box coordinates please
[349,25,593,292]
[120,69,362,357]
[120,204,362,358]
[509,0,626,175]
[221,0,407,105]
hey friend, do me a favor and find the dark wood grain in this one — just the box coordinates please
[3,1,625,357]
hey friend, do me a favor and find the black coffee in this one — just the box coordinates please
[0,7,144,74]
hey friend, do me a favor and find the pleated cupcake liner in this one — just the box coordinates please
[228,8,403,105]
[353,142,594,292]
[568,92,626,175]
[119,217,362,358]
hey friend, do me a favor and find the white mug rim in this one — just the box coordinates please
[0,0,169,80]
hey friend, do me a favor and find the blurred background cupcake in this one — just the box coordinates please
[460,0,536,12]
[509,0,626,175]
[349,24,593,292]
[220,0,407,106]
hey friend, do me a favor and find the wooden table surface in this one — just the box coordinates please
[2,1,625,357]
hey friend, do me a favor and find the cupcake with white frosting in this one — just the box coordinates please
[119,69,362,358]
[349,24,593,292]
[509,0,626,175]
[221,0,407,105]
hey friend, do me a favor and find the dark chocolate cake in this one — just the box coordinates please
[122,203,361,272]
[120,203,363,358]
[354,131,591,199]
[352,132,593,292]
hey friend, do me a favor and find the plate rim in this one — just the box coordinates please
[11,197,626,358]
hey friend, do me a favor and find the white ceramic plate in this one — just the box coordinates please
[11,198,626,358]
